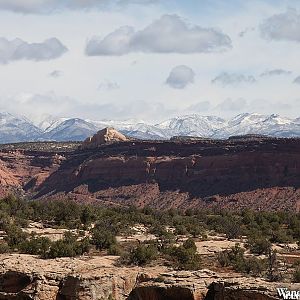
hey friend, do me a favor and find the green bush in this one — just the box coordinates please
[0,242,10,254]
[247,236,271,255]
[19,236,51,256]
[44,232,90,259]
[218,244,266,276]
[167,238,201,270]
[91,229,116,250]
[128,244,157,266]
[4,225,28,248]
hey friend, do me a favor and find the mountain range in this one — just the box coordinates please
[0,112,299,143]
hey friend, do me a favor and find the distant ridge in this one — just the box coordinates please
[0,112,299,143]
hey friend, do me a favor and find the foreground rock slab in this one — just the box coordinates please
[0,254,299,299]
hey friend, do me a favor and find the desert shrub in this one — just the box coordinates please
[174,224,188,235]
[107,244,122,256]
[0,242,10,254]
[269,229,292,244]
[217,251,231,267]
[91,228,117,250]
[19,236,51,256]
[4,224,28,248]
[247,236,271,255]
[218,244,266,276]
[128,244,158,266]
[243,257,267,276]
[45,232,90,258]
[167,238,201,270]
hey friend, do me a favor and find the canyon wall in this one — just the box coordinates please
[0,138,299,211]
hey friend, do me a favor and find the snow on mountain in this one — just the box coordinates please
[42,118,98,141]
[0,112,299,144]
[156,114,226,138]
[0,112,42,143]
[213,113,299,138]
[37,115,67,132]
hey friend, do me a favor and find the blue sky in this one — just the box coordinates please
[0,0,300,123]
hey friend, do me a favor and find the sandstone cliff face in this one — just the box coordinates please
[35,139,300,211]
[0,254,296,300]
[0,150,64,198]
[0,138,299,211]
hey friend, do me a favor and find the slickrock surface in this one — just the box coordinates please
[0,254,298,299]
[0,137,299,211]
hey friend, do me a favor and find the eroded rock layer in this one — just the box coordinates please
[0,138,299,211]
[0,254,296,300]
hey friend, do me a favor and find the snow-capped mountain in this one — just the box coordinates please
[42,118,99,141]
[37,115,67,132]
[156,115,226,138]
[213,113,300,138]
[0,112,299,143]
[0,112,42,143]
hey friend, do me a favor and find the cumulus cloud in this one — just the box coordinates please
[293,76,300,84]
[260,69,292,77]
[49,70,63,78]
[0,37,67,64]
[260,9,300,42]
[166,65,195,89]
[85,14,232,56]
[212,72,256,86]
[98,80,120,91]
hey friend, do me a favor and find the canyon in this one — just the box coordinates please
[0,136,299,211]
[0,135,300,299]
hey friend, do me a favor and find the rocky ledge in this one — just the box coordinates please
[0,254,298,299]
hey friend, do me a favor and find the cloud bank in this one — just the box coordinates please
[260,69,292,77]
[0,0,158,13]
[0,37,67,64]
[85,14,232,56]
[260,9,300,42]
[212,73,256,86]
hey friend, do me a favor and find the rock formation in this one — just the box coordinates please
[35,138,300,211]
[0,254,297,299]
[0,137,299,211]
[81,127,128,149]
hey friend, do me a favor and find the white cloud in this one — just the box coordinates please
[260,69,292,77]
[98,79,120,91]
[166,65,195,89]
[186,101,211,112]
[260,9,300,42]
[0,92,177,122]
[0,37,67,64]
[0,0,109,14]
[215,98,248,112]
[85,14,232,56]
[212,73,256,86]
[293,76,300,84]
[0,0,157,13]
[48,70,63,78]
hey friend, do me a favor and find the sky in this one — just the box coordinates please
[0,0,300,123]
